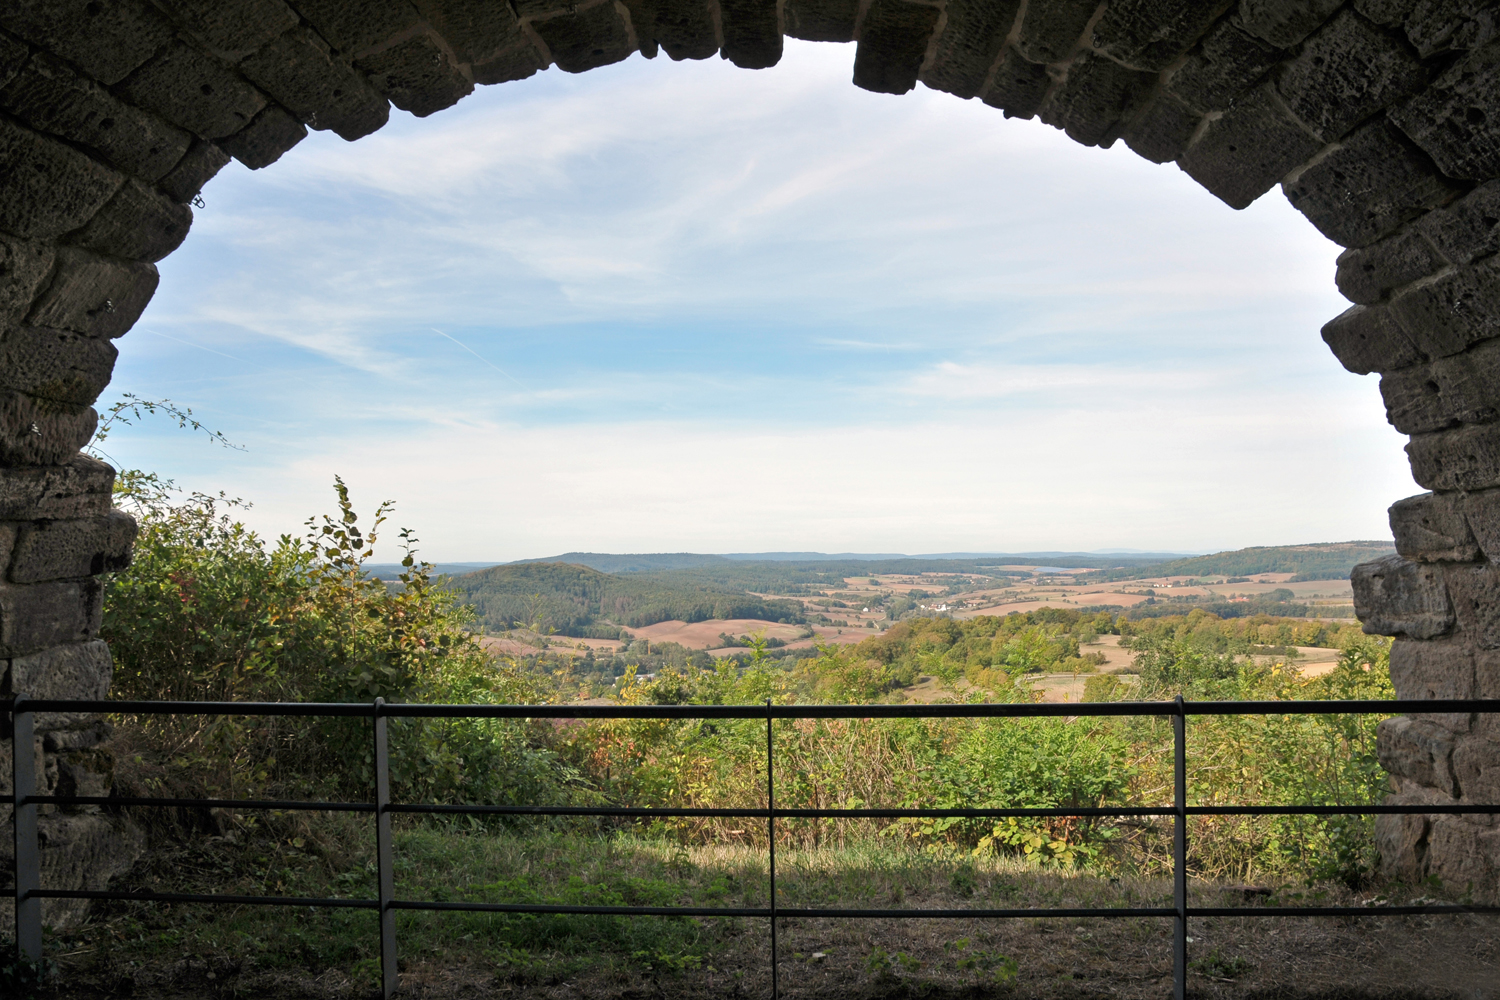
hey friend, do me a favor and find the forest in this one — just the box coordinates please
[1078,541,1396,583]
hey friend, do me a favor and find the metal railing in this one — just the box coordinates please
[9,694,1500,999]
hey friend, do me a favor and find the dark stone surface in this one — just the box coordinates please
[1179,84,1323,210]
[287,0,422,59]
[981,47,1052,120]
[0,391,97,467]
[1464,487,1500,562]
[0,455,113,521]
[0,236,55,327]
[116,40,268,140]
[1406,420,1500,490]
[0,31,27,92]
[1391,38,1500,181]
[0,577,102,656]
[1167,17,1282,113]
[0,115,122,240]
[1419,178,1500,264]
[0,327,117,408]
[1277,8,1430,144]
[621,0,718,61]
[471,38,548,83]
[1337,227,1446,304]
[919,0,1019,100]
[9,510,135,583]
[1236,0,1344,48]
[156,139,230,204]
[1445,561,1500,647]
[1352,552,1456,639]
[65,179,192,264]
[1090,0,1232,73]
[1378,715,1460,795]
[782,0,859,43]
[218,102,306,168]
[719,0,782,69]
[1124,91,1202,164]
[0,54,192,183]
[356,28,473,116]
[25,248,158,340]
[1429,337,1500,424]
[532,2,636,73]
[853,0,940,97]
[1014,0,1098,65]
[153,0,300,61]
[1322,301,1423,374]
[1404,0,1496,59]
[1387,259,1500,358]
[413,0,529,65]
[1381,362,1454,434]
[0,0,173,86]
[238,27,391,141]
[1354,0,1421,27]
[1039,50,1154,148]
[1390,491,1481,562]
[1283,118,1459,249]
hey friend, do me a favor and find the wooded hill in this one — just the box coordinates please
[1078,542,1395,583]
[446,562,807,636]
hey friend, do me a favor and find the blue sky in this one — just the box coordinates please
[106,40,1416,561]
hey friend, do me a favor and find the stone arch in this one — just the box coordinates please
[2,0,1500,910]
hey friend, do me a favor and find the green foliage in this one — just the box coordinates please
[1080,541,1395,584]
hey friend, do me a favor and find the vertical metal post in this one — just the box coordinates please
[13,695,41,965]
[1172,695,1187,1000]
[373,698,397,999]
[766,699,778,1000]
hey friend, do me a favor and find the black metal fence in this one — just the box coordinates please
[9,694,1500,999]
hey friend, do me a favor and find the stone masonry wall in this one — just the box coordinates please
[2,0,1500,913]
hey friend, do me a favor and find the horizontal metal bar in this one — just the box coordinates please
[15,697,1500,719]
[31,889,377,909]
[391,901,773,917]
[387,804,1175,819]
[1187,905,1500,917]
[30,795,375,812]
[1187,804,1500,816]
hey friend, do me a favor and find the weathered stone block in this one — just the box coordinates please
[0,522,16,572]
[0,455,113,521]
[10,509,135,583]
[218,103,306,169]
[1390,39,1500,180]
[919,0,1018,100]
[0,236,55,327]
[1388,261,1500,359]
[783,0,859,43]
[531,2,636,73]
[1353,0,1420,26]
[152,0,300,61]
[1179,84,1322,210]
[0,327,118,407]
[472,38,548,82]
[1353,554,1455,638]
[1418,179,1500,266]
[718,0,782,70]
[1424,815,1500,892]
[1446,562,1500,647]
[1378,715,1460,794]
[413,0,529,65]
[1124,92,1201,164]
[1283,119,1459,249]
[0,391,97,467]
[0,579,103,656]
[1167,18,1281,113]
[1381,364,1454,434]
[0,0,174,86]
[1336,227,1446,304]
[1236,0,1344,48]
[6,637,110,699]
[1389,637,1475,712]
[1014,0,1097,65]
[0,115,123,241]
[238,27,390,142]
[1375,806,1432,882]
[55,746,113,806]
[1277,9,1429,144]
[157,139,230,204]
[116,40,267,141]
[982,48,1052,120]
[1404,0,1494,58]
[1039,51,1154,149]
[1431,337,1500,424]
[66,178,192,263]
[0,54,192,184]
[620,0,718,61]
[357,27,473,117]
[0,29,28,92]
[26,248,159,340]
[1463,488,1500,563]
[1090,0,1232,73]
[1453,734,1500,810]
[1408,422,1500,491]
[290,0,422,59]
[853,0,940,97]
[1321,302,1423,374]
